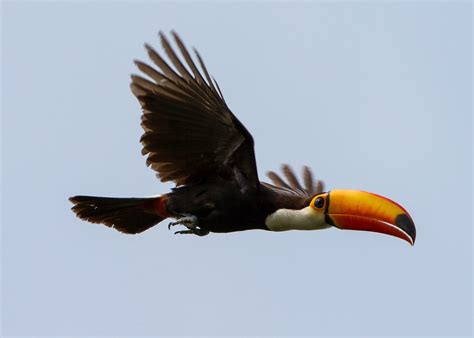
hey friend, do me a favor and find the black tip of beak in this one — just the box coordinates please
[395,214,416,245]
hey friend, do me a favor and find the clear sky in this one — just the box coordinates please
[2,1,472,337]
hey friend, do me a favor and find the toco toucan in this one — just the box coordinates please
[69,32,416,245]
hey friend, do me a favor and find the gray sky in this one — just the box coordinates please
[2,1,472,337]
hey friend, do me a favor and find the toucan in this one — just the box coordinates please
[69,32,416,245]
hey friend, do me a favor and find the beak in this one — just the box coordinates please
[326,190,416,245]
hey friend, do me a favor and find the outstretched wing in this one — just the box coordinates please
[130,31,258,187]
[263,164,325,197]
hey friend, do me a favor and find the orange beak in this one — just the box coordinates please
[325,190,416,245]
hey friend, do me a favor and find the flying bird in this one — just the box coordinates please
[69,32,416,245]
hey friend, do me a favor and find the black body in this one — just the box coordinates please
[69,32,323,235]
[165,177,311,233]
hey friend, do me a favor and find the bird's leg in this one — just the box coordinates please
[168,214,209,236]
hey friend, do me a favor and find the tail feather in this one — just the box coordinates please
[69,195,167,234]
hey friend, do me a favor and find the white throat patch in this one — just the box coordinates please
[265,206,330,232]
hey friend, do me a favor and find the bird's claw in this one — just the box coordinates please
[168,214,199,230]
[174,230,194,235]
[168,214,209,236]
[174,228,209,236]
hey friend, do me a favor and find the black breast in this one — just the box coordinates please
[165,177,260,233]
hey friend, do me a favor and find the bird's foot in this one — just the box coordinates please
[174,228,209,236]
[168,214,209,236]
[168,214,199,230]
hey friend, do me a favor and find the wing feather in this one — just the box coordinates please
[159,32,194,81]
[282,164,305,193]
[266,171,292,190]
[303,166,314,194]
[171,31,207,85]
[131,32,258,187]
[265,164,325,197]
[193,48,221,99]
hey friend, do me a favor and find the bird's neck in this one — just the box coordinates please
[265,207,329,231]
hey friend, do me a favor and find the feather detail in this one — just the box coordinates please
[171,31,206,85]
[265,164,326,197]
[266,171,292,190]
[303,166,314,194]
[282,164,305,193]
[130,32,259,188]
[193,47,220,98]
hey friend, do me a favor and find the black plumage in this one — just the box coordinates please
[70,31,323,235]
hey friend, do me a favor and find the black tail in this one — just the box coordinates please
[69,195,167,234]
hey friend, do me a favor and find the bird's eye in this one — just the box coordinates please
[314,197,325,209]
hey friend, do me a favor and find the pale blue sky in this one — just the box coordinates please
[2,1,472,336]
